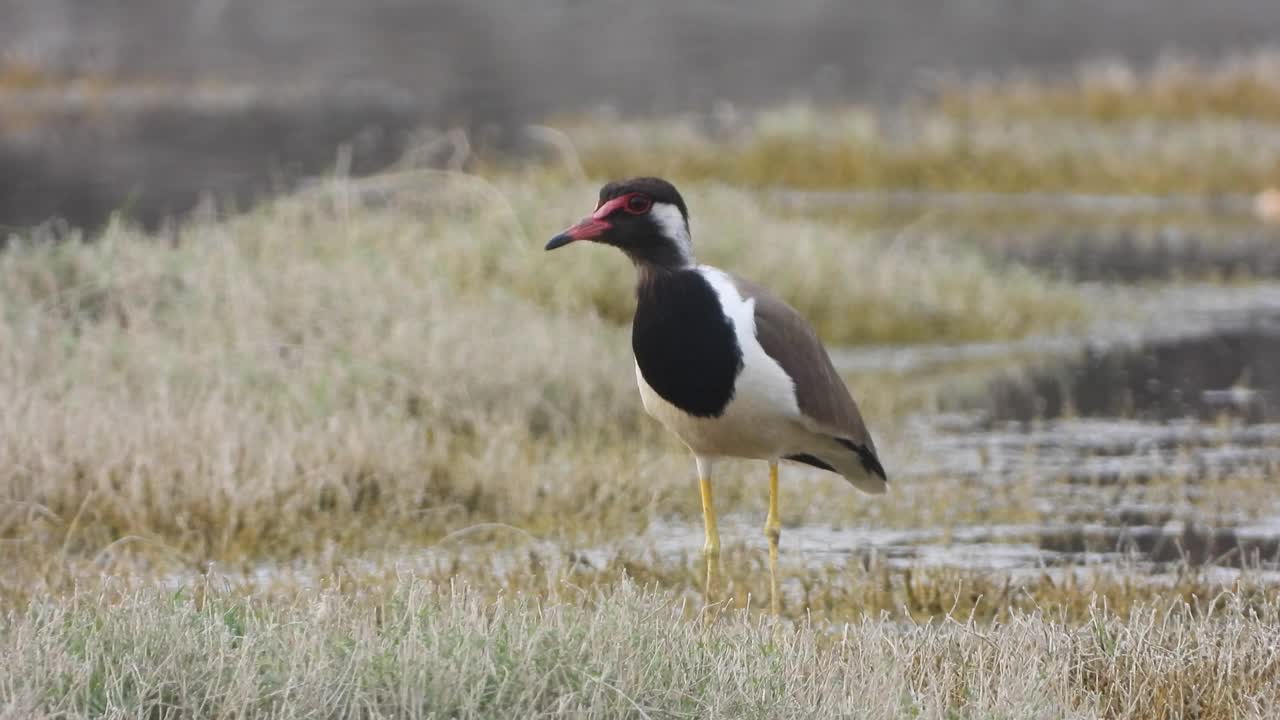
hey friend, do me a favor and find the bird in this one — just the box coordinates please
[546,177,887,612]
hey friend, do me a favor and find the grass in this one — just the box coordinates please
[2,578,1278,719]
[559,106,1280,196]
[554,54,1280,196]
[0,185,649,572]
[428,175,1089,341]
[936,52,1280,123]
[0,172,1094,587]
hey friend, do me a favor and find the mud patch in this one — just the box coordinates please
[993,225,1280,282]
[979,314,1280,424]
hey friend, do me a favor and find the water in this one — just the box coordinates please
[978,316,1280,424]
[872,296,1280,576]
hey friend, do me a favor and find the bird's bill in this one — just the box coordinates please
[545,217,611,250]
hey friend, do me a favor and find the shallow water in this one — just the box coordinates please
[993,225,1280,282]
[588,514,1280,575]
[978,317,1280,424]
[874,295,1280,575]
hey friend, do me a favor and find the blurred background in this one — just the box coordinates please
[5,0,1280,230]
[9,4,1280,714]
[4,0,1280,631]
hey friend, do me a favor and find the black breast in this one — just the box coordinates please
[632,270,743,418]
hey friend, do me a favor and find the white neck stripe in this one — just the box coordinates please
[650,202,693,265]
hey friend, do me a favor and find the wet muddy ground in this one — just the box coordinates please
[817,288,1280,579]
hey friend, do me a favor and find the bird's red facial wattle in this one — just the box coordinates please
[545,193,651,250]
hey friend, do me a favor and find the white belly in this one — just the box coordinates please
[637,363,802,459]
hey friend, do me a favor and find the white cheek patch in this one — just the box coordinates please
[650,202,693,262]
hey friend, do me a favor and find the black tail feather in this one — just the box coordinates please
[784,453,837,473]
[835,437,888,482]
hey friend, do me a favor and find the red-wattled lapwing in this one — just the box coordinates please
[546,177,887,611]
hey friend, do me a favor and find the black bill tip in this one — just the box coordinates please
[545,234,574,251]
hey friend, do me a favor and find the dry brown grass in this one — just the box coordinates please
[2,577,1277,719]
[563,111,1280,196]
[556,53,1280,195]
[0,184,659,572]
[937,52,1280,123]
[0,173,1092,590]
[430,175,1088,341]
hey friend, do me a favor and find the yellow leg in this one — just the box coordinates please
[697,458,721,600]
[765,461,782,615]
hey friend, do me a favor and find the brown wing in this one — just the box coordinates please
[731,274,878,455]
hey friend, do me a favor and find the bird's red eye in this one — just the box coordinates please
[625,195,652,214]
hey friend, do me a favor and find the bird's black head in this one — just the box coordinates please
[546,177,692,269]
